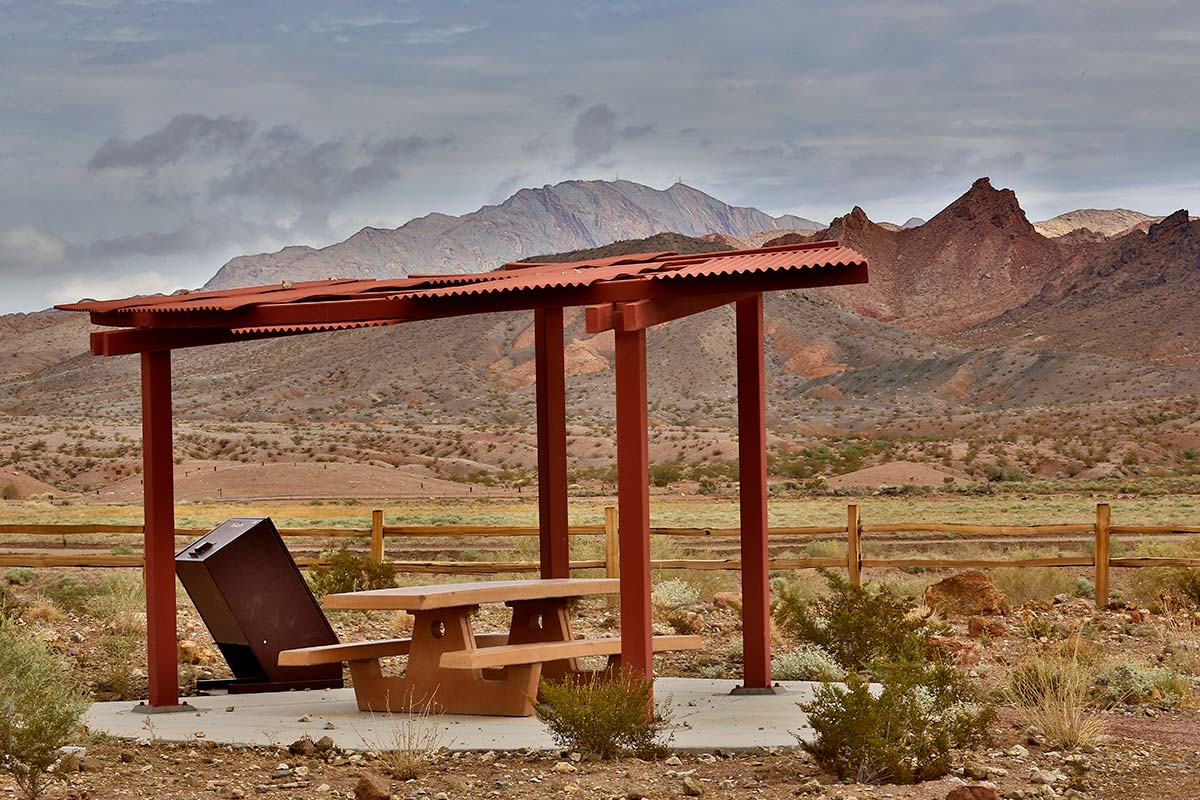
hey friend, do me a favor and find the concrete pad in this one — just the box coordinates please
[88,679,818,752]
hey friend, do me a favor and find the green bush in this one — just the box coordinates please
[1094,660,1191,707]
[41,576,101,613]
[771,646,846,681]
[308,548,397,597]
[4,567,35,586]
[651,578,699,610]
[801,657,992,784]
[774,570,935,672]
[0,617,90,798]
[1,483,18,500]
[535,668,672,759]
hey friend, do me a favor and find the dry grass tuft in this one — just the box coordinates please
[376,692,445,780]
[1008,637,1106,749]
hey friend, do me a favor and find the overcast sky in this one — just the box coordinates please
[1,0,1198,313]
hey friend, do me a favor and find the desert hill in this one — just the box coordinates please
[766,178,1080,335]
[965,210,1200,365]
[204,179,821,290]
[1032,208,1159,238]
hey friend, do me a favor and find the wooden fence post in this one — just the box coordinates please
[847,504,862,588]
[370,510,385,564]
[604,506,620,579]
[1095,503,1111,609]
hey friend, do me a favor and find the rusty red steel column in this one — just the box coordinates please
[141,349,180,708]
[614,324,653,678]
[736,294,773,690]
[534,307,570,579]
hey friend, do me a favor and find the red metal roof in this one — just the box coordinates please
[59,240,867,355]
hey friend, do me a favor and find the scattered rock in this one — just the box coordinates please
[288,737,316,756]
[968,615,1007,638]
[928,635,983,666]
[719,779,737,790]
[947,787,1000,800]
[681,775,705,796]
[315,735,336,752]
[1006,745,1030,758]
[625,785,649,799]
[963,761,991,780]
[177,639,216,664]
[713,592,743,611]
[552,761,577,773]
[924,571,1011,616]
[353,773,390,800]
[665,754,683,767]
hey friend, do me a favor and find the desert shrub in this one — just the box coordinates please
[5,568,35,586]
[308,548,397,597]
[801,657,992,784]
[40,576,101,613]
[775,570,935,672]
[1093,660,1191,707]
[1,483,17,500]
[991,566,1073,607]
[0,617,90,799]
[651,578,699,610]
[696,479,718,495]
[1008,639,1105,749]
[771,646,845,681]
[1073,577,1095,599]
[93,573,145,635]
[649,462,683,487]
[94,634,141,700]
[535,668,672,759]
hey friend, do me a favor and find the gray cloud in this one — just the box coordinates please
[210,128,452,205]
[88,114,256,171]
[570,104,656,167]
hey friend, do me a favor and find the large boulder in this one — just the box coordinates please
[923,570,1010,616]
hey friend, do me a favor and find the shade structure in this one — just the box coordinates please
[59,240,869,708]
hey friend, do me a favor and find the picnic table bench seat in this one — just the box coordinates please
[438,634,702,670]
[278,632,509,667]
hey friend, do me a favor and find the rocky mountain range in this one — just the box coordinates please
[2,176,1196,433]
[204,179,821,290]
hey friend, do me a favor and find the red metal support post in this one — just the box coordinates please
[534,307,570,578]
[140,349,181,708]
[736,294,773,690]
[614,325,653,678]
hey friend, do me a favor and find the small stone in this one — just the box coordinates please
[297,714,312,723]
[71,631,85,643]
[697,752,717,764]
[316,785,331,794]
[625,786,649,799]
[315,735,336,752]
[119,751,136,764]
[947,787,1000,800]
[719,779,737,790]
[1029,769,1060,785]
[552,761,577,773]
[230,788,246,799]
[665,754,683,767]
[324,721,337,730]
[294,766,309,778]
[681,775,705,796]
[964,761,990,780]
[225,706,236,713]
[1007,745,1030,758]
[270,767,293,780]
[289,737,317,756]
[353,774,390,800]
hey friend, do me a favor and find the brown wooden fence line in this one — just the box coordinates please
[3,503,1199,608]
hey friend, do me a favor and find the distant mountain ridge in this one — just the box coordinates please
[205,179,822,290]
[1032,208,1159,238]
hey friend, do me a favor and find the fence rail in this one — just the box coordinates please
[2,503,1199,608]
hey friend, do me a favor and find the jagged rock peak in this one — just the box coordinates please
[1148,209,1191,240]
[940,176,1031,231]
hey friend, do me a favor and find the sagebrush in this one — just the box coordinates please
[308,548,397,597]
[801,656,993,784]
[0,617,91,799]
[535,668,672,759]
[774,569,936,672]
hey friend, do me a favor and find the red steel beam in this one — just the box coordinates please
[140,350,181,708]
[534,307,570,579]
[614,326,653,680]
[736,295,772,689]
[87,263,868,332]
[585,292,750,334]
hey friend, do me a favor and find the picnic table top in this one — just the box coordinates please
[322,577,620,611]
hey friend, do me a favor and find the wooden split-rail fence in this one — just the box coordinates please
[1,504,1198,608]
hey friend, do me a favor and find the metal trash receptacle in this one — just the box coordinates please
[176,517,343,693]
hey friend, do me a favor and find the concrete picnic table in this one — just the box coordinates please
[280,578,700,716]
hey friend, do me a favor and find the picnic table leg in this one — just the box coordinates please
[348,606,541,716]
[507,598,580,681]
